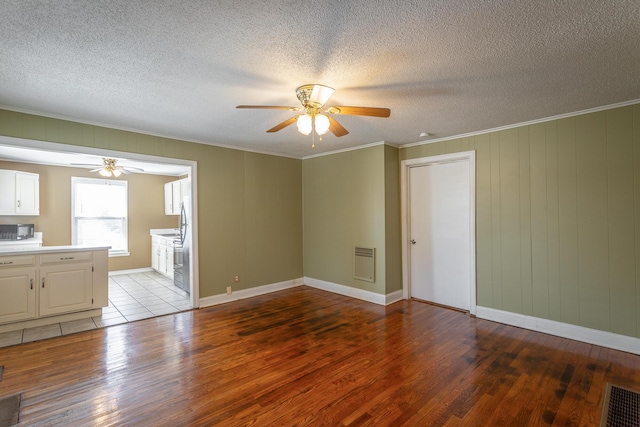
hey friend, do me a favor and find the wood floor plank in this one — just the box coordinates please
[0,286,638,426]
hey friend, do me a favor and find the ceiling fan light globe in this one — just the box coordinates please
[309,85,335,107]
[297,114,312,135]
[112,169,122,177]
[99,168,111,177]
[315,114,330,135]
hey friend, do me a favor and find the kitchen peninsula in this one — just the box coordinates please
[0,245,109,333]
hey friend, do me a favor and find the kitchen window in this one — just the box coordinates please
[71,177,129,256]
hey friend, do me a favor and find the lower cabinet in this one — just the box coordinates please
[151,238,160,271]
[39,263,93,317]
[151,236,174,279]
[0,266,37,323]
[0,249,107,326]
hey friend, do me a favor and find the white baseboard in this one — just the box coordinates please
[304,277,399,306]
[199,277,401,308]
[109,267,154,276]
[476,306,640,356]
[199,277,304,308]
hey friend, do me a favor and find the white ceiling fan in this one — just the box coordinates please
[71,158,144,177]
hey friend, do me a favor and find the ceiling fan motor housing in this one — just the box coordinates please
[296,84,334,108]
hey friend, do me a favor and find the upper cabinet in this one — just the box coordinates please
[0,170,40,216]
[164,178,189,215]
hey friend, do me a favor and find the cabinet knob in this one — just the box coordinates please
[17,200,21,207]
[30,278,33,290]
[42,277,45,288]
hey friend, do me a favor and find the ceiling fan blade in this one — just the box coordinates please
[267,116,298,133]
[327,106,391,118]
[71,163,101,167]
[236,105,301,111]
[118,168,132,175]
[122,166,144,172]
[327,116,349,137]
[89,167,102,172]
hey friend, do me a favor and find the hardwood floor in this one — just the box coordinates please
[0,286,638,426]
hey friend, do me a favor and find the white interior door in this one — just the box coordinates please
[409,160,471,311]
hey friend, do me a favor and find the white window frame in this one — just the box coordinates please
[71,177,129,257]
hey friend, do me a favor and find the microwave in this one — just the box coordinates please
[0,223,35,240]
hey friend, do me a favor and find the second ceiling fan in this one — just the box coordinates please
[236,84,390,138]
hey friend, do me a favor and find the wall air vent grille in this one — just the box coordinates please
[354,246,375,282]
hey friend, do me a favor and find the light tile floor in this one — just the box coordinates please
[0,271,191,348]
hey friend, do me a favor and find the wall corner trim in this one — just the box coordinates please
[476,306,640,355]
[385,290,404,305]
[199,278,303,307]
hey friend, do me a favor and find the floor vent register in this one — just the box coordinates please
[601,383,640,427]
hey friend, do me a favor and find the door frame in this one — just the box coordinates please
[400,150,476,315]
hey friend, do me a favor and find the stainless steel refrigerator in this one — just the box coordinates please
[174,195,190,293]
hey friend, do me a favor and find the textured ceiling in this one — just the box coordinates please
[0,0,639,159]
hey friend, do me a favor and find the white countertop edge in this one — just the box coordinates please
[0,245,111,256]
[0,238,43,246]
[150,228,180,240]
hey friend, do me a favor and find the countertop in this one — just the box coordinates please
[0,245,111,256]
[150,228,180,240]
[0,231,43,247]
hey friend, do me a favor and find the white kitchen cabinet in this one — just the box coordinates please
[158,240,167,274]
[0,248,108,328]
[164,178,188,215]
[180,179,189,203]
[39,251,94,317]
[151,235,174,279]
[0,254,37,323]
[164,181,175,215]
[39,264,93,316]
[0,169,40,215]
[151,237,160,271]
[165,240,174,277]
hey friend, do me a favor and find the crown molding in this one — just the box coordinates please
[400,98,640,149]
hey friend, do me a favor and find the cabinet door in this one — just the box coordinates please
[39,263,93,316]
[0,170,16,215]
[165,242,174,278]
[158,242,167,274]
[172,180,183,213]
[0,267,37,323]
[151,238,160,271]
[164,182,174,215]
[180,178,189,200]
[15,172,39,215]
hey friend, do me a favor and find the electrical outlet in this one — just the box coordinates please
[226,286,232,295]
[234,274,239,283]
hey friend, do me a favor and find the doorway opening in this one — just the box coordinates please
[0,135,200,310]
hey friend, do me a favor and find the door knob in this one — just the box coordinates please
[410,239,416,245]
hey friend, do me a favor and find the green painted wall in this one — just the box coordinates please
[0,109,303,299]
[302,144,402,295]
[401,104,640,339]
